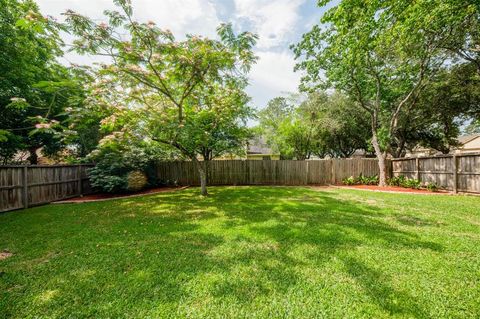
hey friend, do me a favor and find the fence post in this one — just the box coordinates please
[331,159,335,184]
[305,161,309,185]
[453,155,458,193]
[22,165,28,209]
[77,165,83,196]
[415,157,420,180]
[387,159,393,179]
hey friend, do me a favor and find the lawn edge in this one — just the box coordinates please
[52,186,189,204]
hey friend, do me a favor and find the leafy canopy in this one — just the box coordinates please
[0,0,83,164]
[64,0,258,194]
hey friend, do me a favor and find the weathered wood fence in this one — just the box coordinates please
[0,165,93,213]
[4,154,476,213]
[391,153,480,193]
[155,159,380,186]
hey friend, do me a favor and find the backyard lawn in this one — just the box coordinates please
[1,186,479,318]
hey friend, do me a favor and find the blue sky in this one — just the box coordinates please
[36,0,327,109]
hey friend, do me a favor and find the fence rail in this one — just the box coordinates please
[4,154,475,213]
[0,164,93,213]
[155,159,381,186]
[391,153,480,193]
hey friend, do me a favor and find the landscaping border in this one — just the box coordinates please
[52,186,188,203]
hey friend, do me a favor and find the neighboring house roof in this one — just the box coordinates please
[457,134,480,146]
[408,134,480,156]
[247,137,277,155]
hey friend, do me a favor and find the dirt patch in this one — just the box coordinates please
[54,186,188,203]
[0,250,13,260]
[335,185,451,195]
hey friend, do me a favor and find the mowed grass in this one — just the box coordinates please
[1,187,480,318]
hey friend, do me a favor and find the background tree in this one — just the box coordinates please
[388,62,480,156]
[306,91,370,158]
[64,0,257,195]
[293,0,449,185]
[256,97,295,159]
[0,0,81,164]
[428,0,480,75]
[257,91,370,159]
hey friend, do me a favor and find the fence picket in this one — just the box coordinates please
[155,159,381,187]
[391,153,480,193]
[0,164,94,212]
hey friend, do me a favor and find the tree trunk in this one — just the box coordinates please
[28,147,38,165]
[199,167,208,196]
[371,130,388,186]
[192,157,208,196]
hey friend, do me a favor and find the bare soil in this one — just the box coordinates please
[0,250,13,260]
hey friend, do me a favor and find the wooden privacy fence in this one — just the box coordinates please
[155,159,380,186]
[391,153,480,193]
[0,165,93,213]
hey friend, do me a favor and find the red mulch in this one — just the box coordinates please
[336,185,450,194]
[56,186,187,203]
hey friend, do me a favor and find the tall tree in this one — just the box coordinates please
[293,0,447,185]
[257,91,370,159]
[311,92,370,158]
[257,96,295,159]
[0,0,79,164]
[388,62,480,156]
[64,0,257,195]
[429,0,480,74]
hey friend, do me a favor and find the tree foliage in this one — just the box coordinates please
[392,62,480,155]
[0,0,83,164]
[64,0,257,195]
[292,0,479,184]
[257,92,370,159]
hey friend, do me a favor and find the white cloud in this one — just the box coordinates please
[247,51,301,108]
[35,0,305,110]
[234,0,305,49]
[132,0,220,38]
[36,0,221,65]
[37,0,221,38]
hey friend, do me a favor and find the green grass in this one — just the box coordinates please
[1,186,480,318]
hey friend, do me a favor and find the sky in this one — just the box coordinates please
[36,0,327,110]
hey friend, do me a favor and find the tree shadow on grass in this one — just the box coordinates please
[142,186,442,317]
[212,187,442,251]
[342,256,429,318]
[1,186,444,318]
[188,186,442,316]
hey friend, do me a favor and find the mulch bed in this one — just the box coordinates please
[54,186,188,203]
[335,185,451,194]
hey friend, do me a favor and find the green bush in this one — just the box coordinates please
[342,174,379,186]
[127,171,148,191]
[388,175,406,186]
[403,178,421,189]
[425,181,439,192]
[388,175,422,189]
[87,133,168,193]
[342,176,356,185]
[88,165,128,193]
[359,174,379,185]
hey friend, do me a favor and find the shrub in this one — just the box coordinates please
[87,133,169,193]
[342,174,379,186]
[342,176,356,185]
[425,181,439,192]
[88,165,127,193]
[362,175,379,185]
[127,171,148,191]
[403,178,422,189]
[388,175,406,187]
